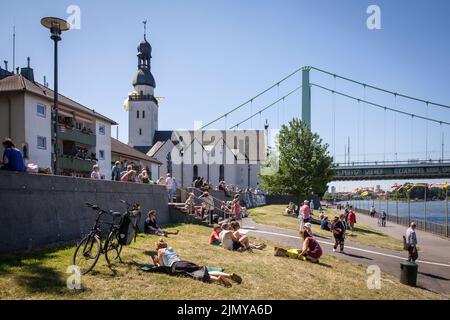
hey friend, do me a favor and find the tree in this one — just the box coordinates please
[260,118,334,202]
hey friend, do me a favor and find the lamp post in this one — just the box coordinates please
[41,17,70,175]
[180,148,184,187]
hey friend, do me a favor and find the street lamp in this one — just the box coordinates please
[179,148,184,187]
[41,17,70,175]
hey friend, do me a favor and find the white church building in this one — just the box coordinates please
[124,29,266,188]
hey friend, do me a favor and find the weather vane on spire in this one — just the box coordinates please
[143,20,147,39]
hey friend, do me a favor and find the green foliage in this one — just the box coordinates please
[260,119,334,200]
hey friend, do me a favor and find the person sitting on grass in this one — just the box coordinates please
[219,223,252,252]
[298,227,323,263]
[320,216,331,231]
[230,221,266,250]
[152,239,242,287]
[209,224,222,246]
[144,210,179,237]
[273,227,322,263]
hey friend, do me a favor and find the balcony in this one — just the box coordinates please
[59,155,96,173]
[59,127,96,146]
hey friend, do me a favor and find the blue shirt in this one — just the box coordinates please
[2,148,26,172]
[111,166,121,181]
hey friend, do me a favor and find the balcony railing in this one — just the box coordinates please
[59,155,96,173]
[59,127,96,146]
[128,94,158,103]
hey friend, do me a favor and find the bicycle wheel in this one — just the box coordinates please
[72,234,101,275]
[104,231,123,266]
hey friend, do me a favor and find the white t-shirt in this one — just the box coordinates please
[165,177,173,189]
[219,230,234,250]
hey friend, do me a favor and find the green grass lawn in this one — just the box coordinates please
[0,223,444,300]
[249,205,405,251]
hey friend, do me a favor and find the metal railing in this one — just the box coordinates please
[354,206,449,238]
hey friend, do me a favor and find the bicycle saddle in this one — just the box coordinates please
[109,210,122,217]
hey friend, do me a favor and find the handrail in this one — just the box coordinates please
[183,187,233,220]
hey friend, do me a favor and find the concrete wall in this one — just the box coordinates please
[0,171,169,254]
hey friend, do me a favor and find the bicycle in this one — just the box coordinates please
[72,201,141,275]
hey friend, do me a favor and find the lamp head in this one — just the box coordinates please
[41,17,70,40]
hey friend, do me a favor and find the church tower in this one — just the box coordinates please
[127,21,158,153]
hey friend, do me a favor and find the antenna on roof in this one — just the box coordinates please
[3,61,8,71]
[12,25,16,72]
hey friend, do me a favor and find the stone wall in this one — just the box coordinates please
[0,171,169,254]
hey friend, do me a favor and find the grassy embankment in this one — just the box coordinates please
[0,223,442,300]
[249,205,405,251]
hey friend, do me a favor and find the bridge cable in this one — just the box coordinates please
[383,107,387,162]
[201,67,305,129]
[411,115,414,159]
[332,76,337,160]
[393,94,397,160]
[362,85,366,162]
[229,86,302,129]
[310,66,450,110]
[425,102,429,159]
[310,83,450,126]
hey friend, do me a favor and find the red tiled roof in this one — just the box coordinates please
[0,74,117,125]
[111,138,162,164]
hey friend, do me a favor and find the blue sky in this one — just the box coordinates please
[1,0,449,190]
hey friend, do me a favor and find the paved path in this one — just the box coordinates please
[241,216,450,296]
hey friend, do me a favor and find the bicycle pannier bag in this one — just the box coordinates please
[118,214,139,245]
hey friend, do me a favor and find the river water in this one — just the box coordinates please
[343,199,449,225]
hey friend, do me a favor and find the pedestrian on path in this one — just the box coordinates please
[370,205,376,218]
[331,215,345,253]
[347,209,356,234]
[379,211,387,227]
[299,200,311,230]
[405,222,418,262]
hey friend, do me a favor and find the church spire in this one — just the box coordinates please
[143,20,147,40]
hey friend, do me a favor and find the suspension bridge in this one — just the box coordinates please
[201,66,450,181]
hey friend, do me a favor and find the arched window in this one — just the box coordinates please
[219,165,224,182]
[142,110,145,119]
[139,128,142,135]
[193,165,198,179]
[137,110,140,118]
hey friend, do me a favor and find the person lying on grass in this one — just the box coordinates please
[230,221,266,250]
[152,239,242,287]
[274,227,323,263]
[144,210,179,237]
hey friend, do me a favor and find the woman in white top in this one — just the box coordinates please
[90,164,101,179]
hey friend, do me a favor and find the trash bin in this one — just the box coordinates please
[400,261,418,286]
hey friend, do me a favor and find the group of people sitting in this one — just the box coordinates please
[209,221,266,252]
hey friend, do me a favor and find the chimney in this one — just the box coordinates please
[0,60,13,80]
[20,56,34,82]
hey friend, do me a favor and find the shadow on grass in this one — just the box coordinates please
[352,226,387,237]
[0,242,77,295]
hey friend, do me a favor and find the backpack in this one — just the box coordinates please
[118,210,140,245]
[403,235,408,250]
